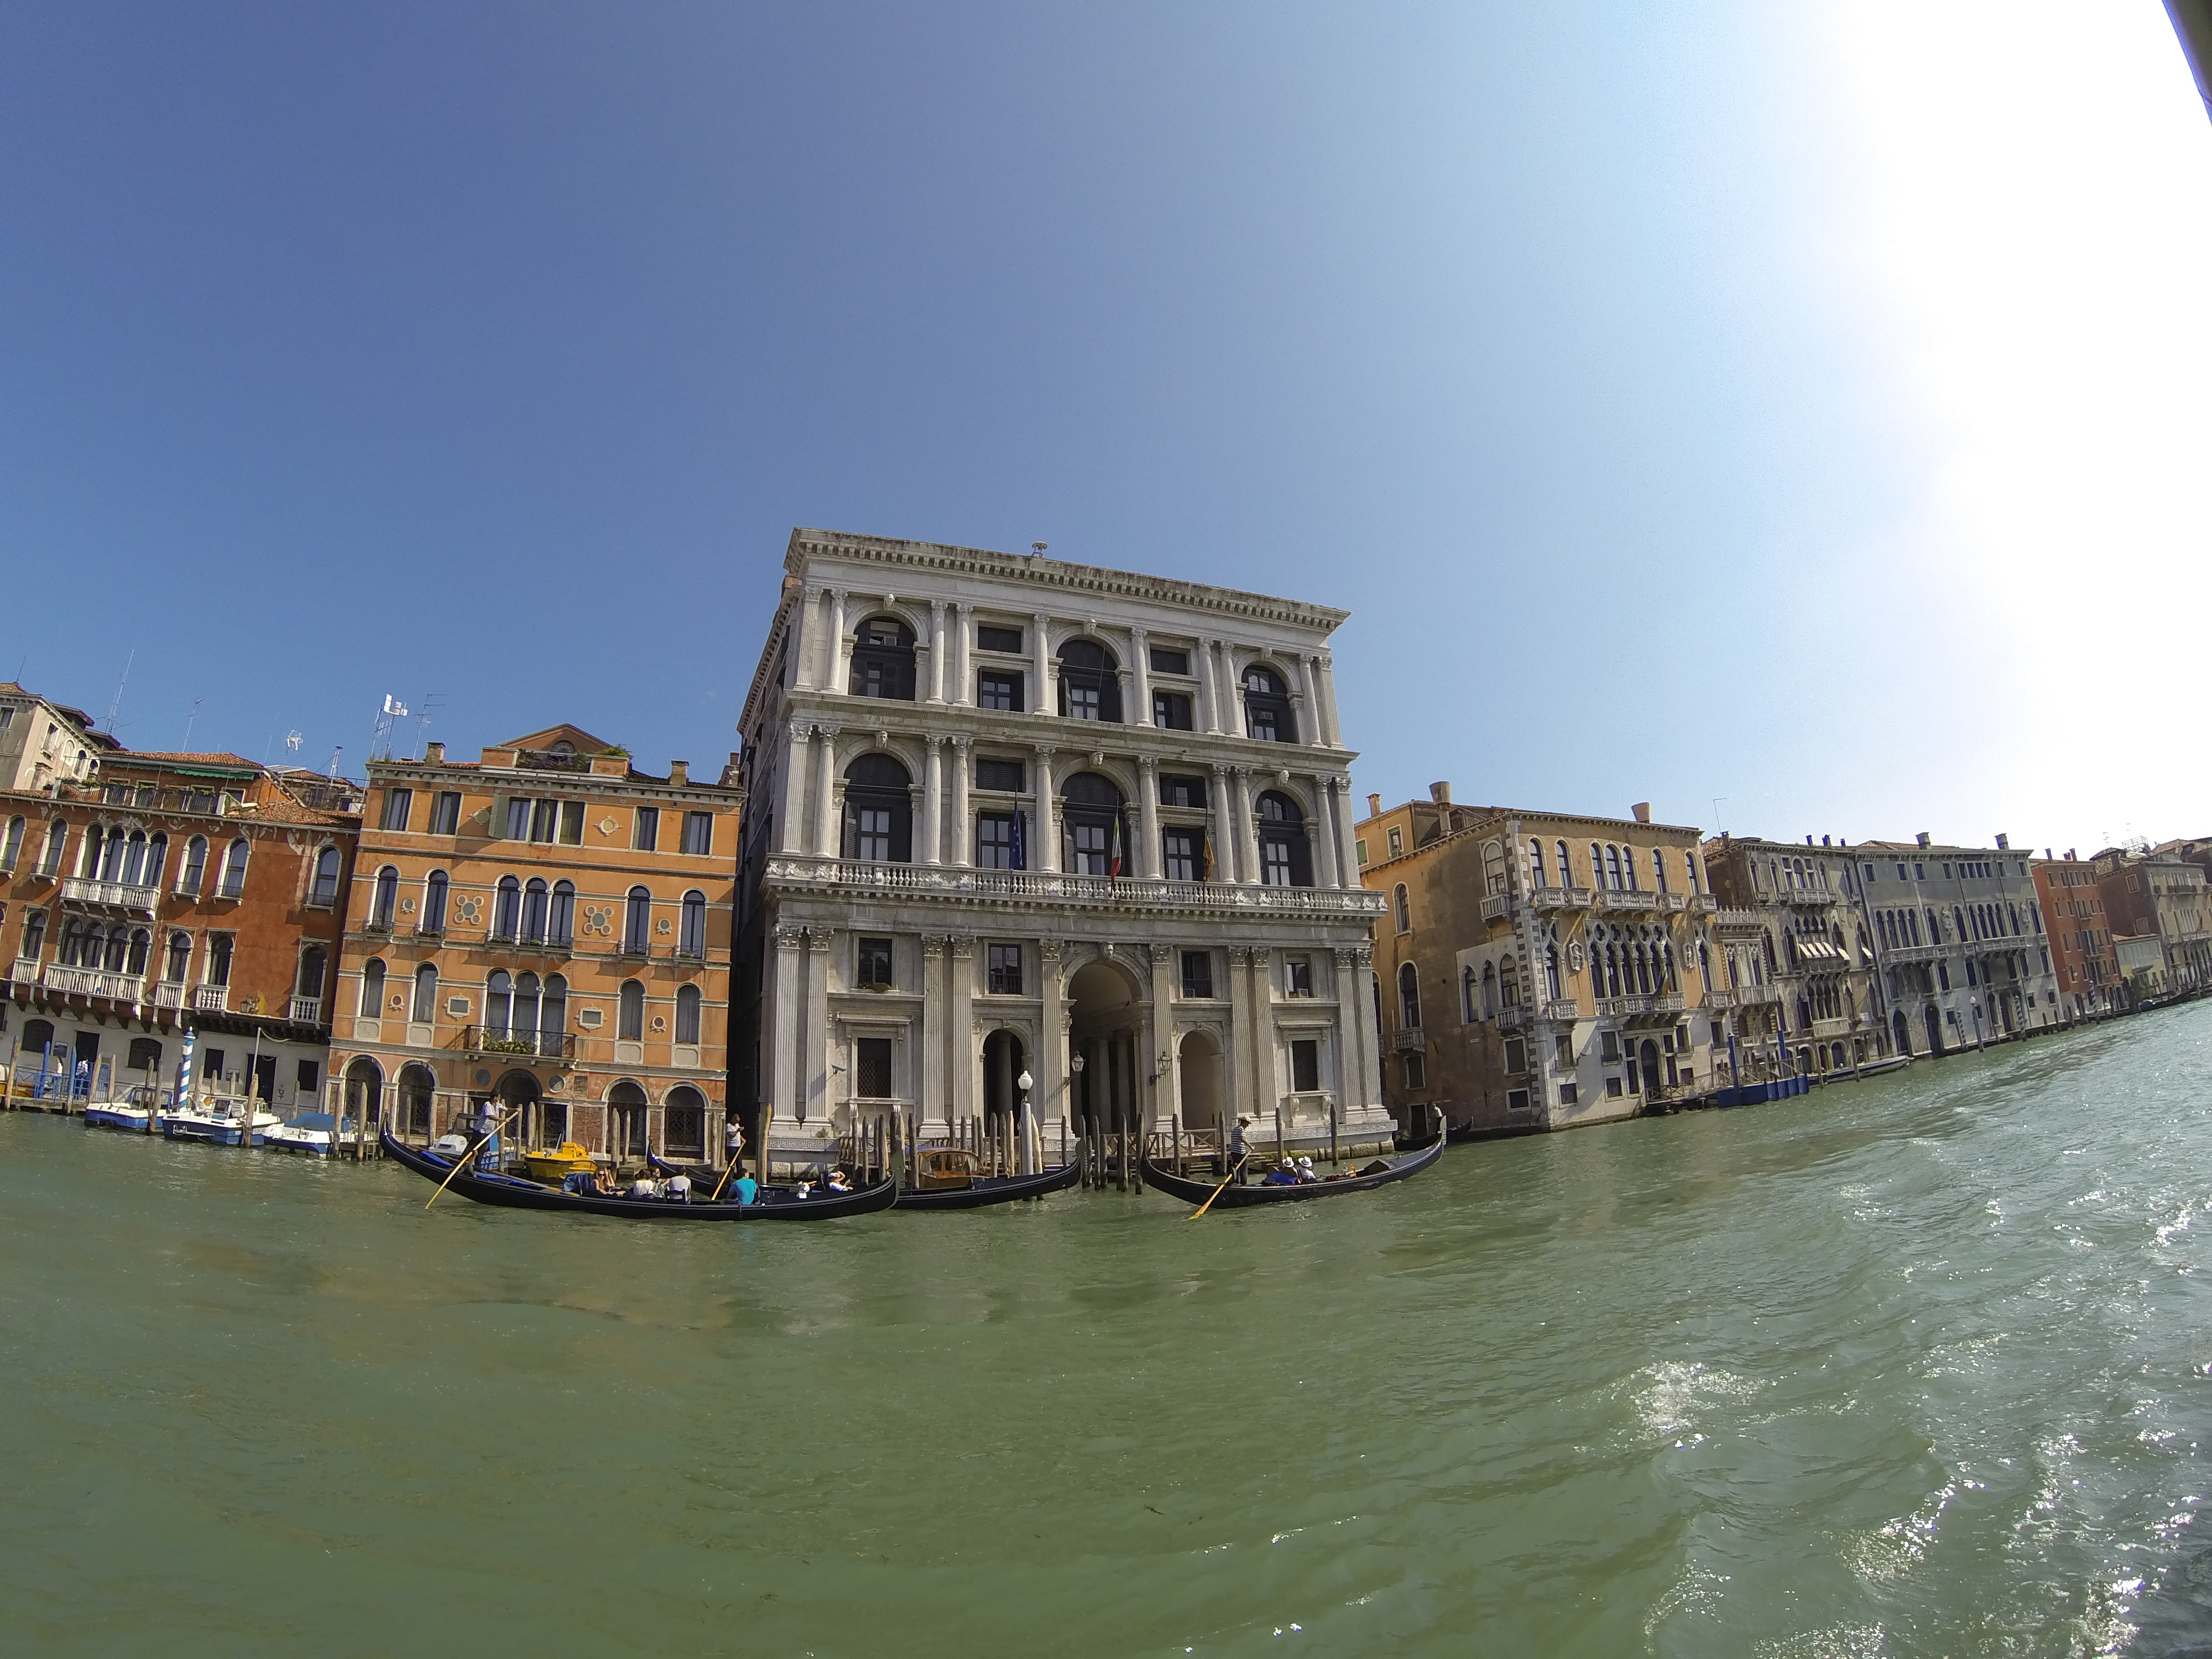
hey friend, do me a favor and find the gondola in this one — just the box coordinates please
[382,1130,898,1220]
[1136,1134,1443,1209]
[895,1144,1086,1211]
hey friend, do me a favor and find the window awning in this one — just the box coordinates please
[1794,937,1848,964]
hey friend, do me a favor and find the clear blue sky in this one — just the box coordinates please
[4,4,2206,853]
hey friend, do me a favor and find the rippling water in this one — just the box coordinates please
[8,1008,2212,1656]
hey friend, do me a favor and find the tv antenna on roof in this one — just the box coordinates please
[285,731,302,754]
[370,694,407,761]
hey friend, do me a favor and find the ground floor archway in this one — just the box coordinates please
[608,1079,648,1160]
[1892,1009,1911,1055]
[1924,1005,1945,1056]
[344,1056,383,1131]
[982,1029,1026,1126]
[398,1063,435,1138]
[1067,958,1144,1139]
[1178,1029,1224,1133]
[496,1070,557,1146]
[1638,1039,1662,1095]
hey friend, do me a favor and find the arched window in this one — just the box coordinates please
[843,754,914,863]
[1062,772,1126,876]
[485,969,512,1037]
[94,825,121,880]
[296,945,326,1001]
[665,1084,707,1158]
[0,815,22,870]
[1463,967,1478,1022]
[1481,840,1506,896]
[163,931,191,983]
[1255,792,1311,888]
[549,880,574,946]
[1622,847,1640,891]
[618,978,645,1042]
[1399,961,1421,1028]
[1546,945,1561,1001]
[422,869,449,933]
[679,890,707,956]
[624,885,653,953]
[1393,884,1410,933]
[219,837,250,899]
[1528,838,1548,889]
[1589,842,1606,891]
[180,834,207,894]
[411,963,438,1023]
[103,925,129,971]
[119,830,148,885]
[1652,848,1668,893]
[493,875,521,941]
[1241,665,1295,743]
[1557,840,1572,890]
[360,958,387,1019]
[127,929,152,975]
[144,832,166,889]
[513,972,540,1043]
[849,615,917,700]
[310,846,342,907]
[372,865,399,929]
[1481,959,1499,1015]
[676,983,702,1044]
[540,973,567,1042]
[1684,849,1702,893]
[1699,941,1713,990]
[1500,953,1519,1008]
[1057,638,1122,722]
[521,878,549,943]
[58,919,84,967]
[398,1064,436,1137]
[206,933,233,985]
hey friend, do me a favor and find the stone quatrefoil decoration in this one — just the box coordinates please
[455,895,483,924]
[597,817,618,836]
[582,905,615,936]
[655,918,671,936]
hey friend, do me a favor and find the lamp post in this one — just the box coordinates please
[1017,1068,1034,1175]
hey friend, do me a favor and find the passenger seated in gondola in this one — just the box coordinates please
[825,1167,853,1193]
[1296,1157,1318,1183]
[562,1171,596,1196]
[733,1170,759,1205]
[1261,1159,1300,1187]
[666,1170,692,1203]
[629,1173,661,1199]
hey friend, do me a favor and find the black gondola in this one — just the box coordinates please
[896,1144,1086,1211]
[1136,1134,1444,1209]
[382,1130,898,1220]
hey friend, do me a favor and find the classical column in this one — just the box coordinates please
[1226,944,1253,1125]
[827,589,849,693]
[1209,763,1235,884]
[791,587,819,690]
[1313,776,1342,889]
[1315,653,1343,747]
[1233,768,1260,887]
[952,603,974,708]
[778,719,811,855]
[1129,625,1152,728]
[770,922,804,1131]
[1344,945,1376,1115]
[1116,665,1135,727]
[1246,945,1273,1139]
[813,729,839,858]
[926,599,948,705]
[950,935,976,1132]
[1034,747,1060,873]
[1295,655,1323,745]
[1199,639,1223,734]
[1031,613,1053,719]
[1038,938,1067,1141]
[1136,754,1162,880]
[921,735,944,867]
[949,735,972,868]
[921,936,947,1134]
[804,930,832,1123]
[1333,773,1360,889]
[1148,941,1177,1137]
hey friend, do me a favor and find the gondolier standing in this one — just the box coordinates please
[1227,1117,1250,1182]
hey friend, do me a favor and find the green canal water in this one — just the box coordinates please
[8,1011,2212,1657]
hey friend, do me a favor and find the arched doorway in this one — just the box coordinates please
[1892,1009,1911,1056]
[1923,1005,1945,1056]
[608,1079,649,1161]
[22,1018,54,1061]
[1178,1029,1224,1134]
[496,1070,552,1146]
[343,1056,383,1135]
[1638,1039,1662,1096]
[1067,958,1144,1139]
[664,1085,707,1159]
[397,1063,435,1139]
[982,1030,1026,1129]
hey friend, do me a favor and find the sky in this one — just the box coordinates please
[2,2,2206,855]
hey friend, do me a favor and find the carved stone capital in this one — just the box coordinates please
[830,587,848,603]
[1227,945,1253,966]
[950,934,975,958]
[950,733,971,752]
[1352,945,1374,968]
[1333,947,1357,967]
[922,935,949,958]
[923,731,943,751]
[807,927,833,953]
[773,923,807,949]
[1149,942,1175,965]
[1040,938,1064,962]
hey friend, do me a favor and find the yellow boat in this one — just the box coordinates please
[521,1141,599,1182]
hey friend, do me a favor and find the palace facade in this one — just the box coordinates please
[733,529,1389,1175]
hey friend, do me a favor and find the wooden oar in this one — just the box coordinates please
[1186,1154,1247,1220]
[425,1109,519,1210]
[709,1146,747,1204]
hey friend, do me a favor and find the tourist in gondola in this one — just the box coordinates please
[733,1168,758,1206]
[666,1168,692,1204]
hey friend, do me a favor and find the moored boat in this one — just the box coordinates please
[521,1141,601,1183]
[895,1144,1086,1211]
[163,1097,282,1147]
[383,1129,898,1219]
[262,1112,356,1156]
[84,1087,162,1134]
[1138,1134,1444,1209]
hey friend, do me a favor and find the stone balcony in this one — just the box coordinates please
[1883,942,1949,966]
[1385,1027,1426,1053]
[765,857,1386,918]
[41,962,148,1003]
[61,876,160,916]
[1594,992,1687,1021]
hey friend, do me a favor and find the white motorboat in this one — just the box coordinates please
[162,1095,283,1147]
[85,1086,163,1134]
[263,1112,361,1156]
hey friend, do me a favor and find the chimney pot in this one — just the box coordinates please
[1366,793,1382,818]
[1916,832,1931,848]
[1821,834,1830,846]
[1429,781,1452,806]
[668,760,689,786]
[425,741,445,764]
[1995,833,2009,850]
[1632,802,1651,824]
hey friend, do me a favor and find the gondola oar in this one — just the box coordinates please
[1186,1154,1246,1220]
[426,1108,519,1211]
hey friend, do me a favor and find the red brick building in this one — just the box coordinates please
[2030,853,2118,1019]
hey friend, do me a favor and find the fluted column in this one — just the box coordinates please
[791,587,819,690]
[949,935,975,1128]
[1295,655,1323,745]
[949,735,972,868]
[1034,747,1059,873]
[827,589,849,694]
[1334,772,1360,889]
[1136,754,1162,880]
[952,603,974,708]
[921,936,946,1132]
[1199,639,1224,734]
[812,729,839,857]
[926,599,948,705]
[1313,776,1342,889]
[919,737,944,866]
[778,720,810,855]
[1233,767,1260,887]
[1316,653,1343,747]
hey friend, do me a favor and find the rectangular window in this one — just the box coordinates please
[1355,838,1368,865]
[1151,691,1193,731]
[1556,1035,1573,1069]
[559,800,585,846]
[634,807,660,852]
[987,943,1023,995]
[856,808,893,863]
[20,910,45,960]
[1388,828,1403,855]
[1503,1036,1527,1074]
[978,813,1018,869]
[1181,950,1214,999]
[505,797,532,839]
[855,1037,893,1100]
[296,1059,319,1094]
[1605,1076,1624,1098]
[682,811,712,855]
[1600,1030,1621,1063]
[1161,830,1199,883]
[1914,863,1926,881]
[975,757,1025,792]
[204,1047,225,1082]
[1285,956,1313,997]
[1555,1081,1579,1108]
[855,936,893,989]
[1403,1053,1428,1089]
[1147,645,1190,676]
[430,791,462,835]
[379,789,413,832]
[1067,684,1102,721]
[1261,839,1293,886]
[529,799,558,844]
[1291,1039,1319,1092]
[1070,822,1108,875]
[1157,773,1206,808]
[978,672,1024,712]
[977,624,1024,654]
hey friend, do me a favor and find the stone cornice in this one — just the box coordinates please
[763,854,1384,924]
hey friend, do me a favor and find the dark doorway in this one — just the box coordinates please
[1924,1005,1945,1056]
[1892,1009,1911,1056]
[982,1030,1025,1126]
[1638,1039,1662,1095]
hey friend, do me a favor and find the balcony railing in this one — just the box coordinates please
[764,857,1387,916]
[289,996,324,1024]
[1386,1027,1426,1053]
[1882,943,1949,966]
[1594,992,1687,1020]
[460,1026,578,1060]
[61,876,160,915]
[194,985,229,1013]
[9,957,36,987]
[1542,997,1579,1020]
[41,962,148,1003]
[1593,889,1659,914]
[152,980,190,1010]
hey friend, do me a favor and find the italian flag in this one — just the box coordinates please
[1109,816,1124,878]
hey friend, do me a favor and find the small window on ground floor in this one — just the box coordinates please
[1502,1036,1526,1074]
[855,1036,893,1100]
[1290,1039,1319,1092]
[1506,1087,1530,1112]
[1558,1082,1578,1106]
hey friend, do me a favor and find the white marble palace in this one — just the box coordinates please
[732,529,1391,1174]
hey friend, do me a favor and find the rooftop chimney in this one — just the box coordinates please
[1366,792,1382,818]
[1821,834,1831,847]
[425,741,445,764]
[1429,781,1452,806]
[1807,834,1815,846]
[2067,848,2078,861]
[668,760,689,786]
[1632,802,1652,824]
[1916,832,1931,848]
[1995,833,2009,850]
